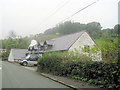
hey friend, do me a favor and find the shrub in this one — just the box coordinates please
[95,38,119,63]
[37,51,120,88]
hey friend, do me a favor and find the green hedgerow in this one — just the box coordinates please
[37,51,120,88]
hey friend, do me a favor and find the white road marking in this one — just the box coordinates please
[0,67,1,70]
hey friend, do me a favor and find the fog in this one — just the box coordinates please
[0,0,119,39]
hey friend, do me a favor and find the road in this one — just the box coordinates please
[0,60,2,90]
[2,61,70,88]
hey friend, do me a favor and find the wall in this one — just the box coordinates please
[69,32,102,61]
[8,50,14,62]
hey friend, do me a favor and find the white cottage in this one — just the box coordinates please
[8,49,28,62]
[39,30,102,61]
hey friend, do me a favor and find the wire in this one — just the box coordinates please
[32,0,71,31]
[59,0,99,23]
[33,0,99,34]
[43,0,99,29]
[43,0,71,22]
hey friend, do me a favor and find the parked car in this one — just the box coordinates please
[19,55,39,66]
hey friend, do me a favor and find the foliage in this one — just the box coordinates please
[86,22,102,39]
[82,45,90,53]
[95,37,119,63]
[38,51,92,74]
[1,52,9,60]
[102,24,120,37]
[44,21,120,39]
[1,32,59,60]
[44,21,102,39]
[1,37,30,60]
[38,51,120,88]
[114,24,120,34]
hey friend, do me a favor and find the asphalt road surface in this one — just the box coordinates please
[0,61,2,89]
[2,61,70,88]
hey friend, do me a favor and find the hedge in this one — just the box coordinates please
[37,52,120,88]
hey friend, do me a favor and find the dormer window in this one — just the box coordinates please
[39,40,54,51]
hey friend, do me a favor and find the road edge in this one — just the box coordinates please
[39,73,79,90]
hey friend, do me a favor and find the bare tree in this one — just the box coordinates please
[8,30,17,39]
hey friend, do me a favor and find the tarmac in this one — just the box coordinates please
[9,61,100,89]
[24,66,99,89]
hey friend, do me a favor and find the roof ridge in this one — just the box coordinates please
[50,30,86,41]
[39,30,86,42]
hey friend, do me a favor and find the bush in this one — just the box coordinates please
[95,38,119,63]
[37,51,120,88]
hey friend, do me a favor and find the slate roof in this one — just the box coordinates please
[45,40,55,45]
[11,49,28,60]
[39,30,86,52]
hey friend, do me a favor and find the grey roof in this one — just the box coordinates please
[11,49,28,59]
[45,40,55,45]
[40,30,86,52]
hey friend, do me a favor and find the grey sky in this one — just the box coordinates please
[0,0,119,39]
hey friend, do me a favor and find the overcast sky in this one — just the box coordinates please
[0,0,119,39]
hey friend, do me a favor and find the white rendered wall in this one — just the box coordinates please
[8,50,14,62]
[69,32,95,51]
[69,32,102,61]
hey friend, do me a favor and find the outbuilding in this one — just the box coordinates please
[8,49,28,62]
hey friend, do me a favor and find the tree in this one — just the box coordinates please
[102,28,114,37]
[114,24,120,35]
[86,22,102,39]
[43,21,103,39]
[8,30,17,39]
